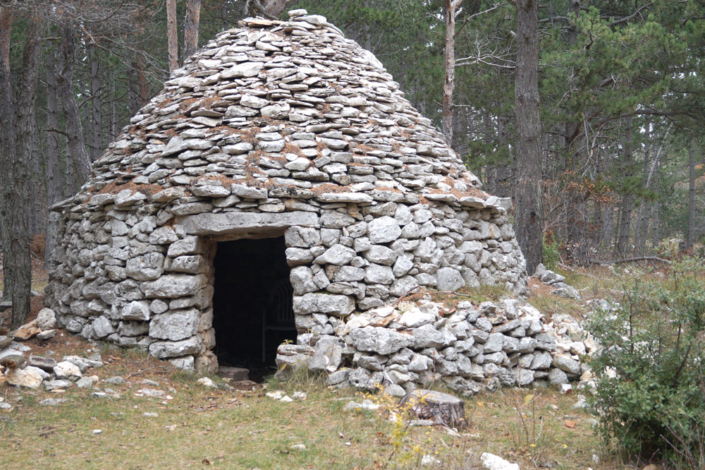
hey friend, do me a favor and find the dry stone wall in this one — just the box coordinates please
[46,11,527,375]
[277,296,596,396]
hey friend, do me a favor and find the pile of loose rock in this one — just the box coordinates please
[533,264,581,300]
[0,308,107,404]
[0,308,60,371]
[276,295,597,396]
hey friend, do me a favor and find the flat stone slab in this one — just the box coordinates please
[179,211,319,236]
[218,366,249,382]
[400,389,467,430]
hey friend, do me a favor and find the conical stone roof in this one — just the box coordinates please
[71,11,493,206]
[47,10,528,374]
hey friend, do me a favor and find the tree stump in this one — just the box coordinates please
[400,389,467,430]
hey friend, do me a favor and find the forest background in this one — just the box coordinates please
[0,0,703,327]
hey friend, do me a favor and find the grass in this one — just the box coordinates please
[0,338,625,470]
[405,285,513,309]
[4,264,681,469]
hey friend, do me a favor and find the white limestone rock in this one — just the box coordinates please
[435,268,465,292]
[149,309,200,341]
[367,216,401,244]
[54,361,82,380]
[480,453,520,470]
[293,293,356,316]
[36,308,57,331]
[142,274,206,298]
[349,327,414,355]
[6,367,44,389]
[221,61,263,79]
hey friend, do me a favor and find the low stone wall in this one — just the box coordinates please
[277,297,595,395]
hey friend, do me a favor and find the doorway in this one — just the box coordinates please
[212,236,296,379]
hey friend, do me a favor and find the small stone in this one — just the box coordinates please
[480,452,520,470]
[135,388,166,398]
[44,379,73,391]
[29,355,57,371]
[76,376,96,389]
[548,368,569,385]
[6,367,43,389]
[222,61,263,79]
[104,376,125,385]
[36,308,57,330]
[40,398,68,406]
[54,361,82,380]
[385,384,406,397]
[0,335,13,349]
[197,377,217,388]
[343,400,380,411]
[398,308,435,328]
[37,330,57,341]
[13,326,40,341]
[552,354,581,375]
[266,390,284,400]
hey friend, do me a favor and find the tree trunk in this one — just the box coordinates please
[167,0,179,72]
[64,146,75,197]
[687,140,696,249]
[136,52,149,106]
[183,0,202,60]
[45,48,64,268]
[602,204,614,248]
[634,140,651,253]
[514,0,543,275]
[442,0,461,146]
[88,44,103,161]
[0,8,39,327]
[616,117,634,257]
[128,65,141,115]
[58,24,92,184]
[110,75,119,140]
[263,0,292,17]
[493,114,513,198]
[10,11,41,327]
[0,6,16,304]
[651,159,660,248]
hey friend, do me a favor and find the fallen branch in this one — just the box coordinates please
[558,263,601,280]
[591,256,671,265]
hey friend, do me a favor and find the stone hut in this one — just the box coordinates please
[46,11,528,377]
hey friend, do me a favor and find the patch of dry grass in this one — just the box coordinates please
[4,265,664,469]
[0,335,625,470]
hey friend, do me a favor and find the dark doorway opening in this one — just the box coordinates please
[212,236,296,380]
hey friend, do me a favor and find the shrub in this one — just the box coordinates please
[542,233,561,271]
[587,257,705,466]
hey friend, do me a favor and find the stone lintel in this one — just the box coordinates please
[179,211,320,237]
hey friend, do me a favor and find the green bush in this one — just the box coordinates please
[542,234,561,270]
[587,258,705,467]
